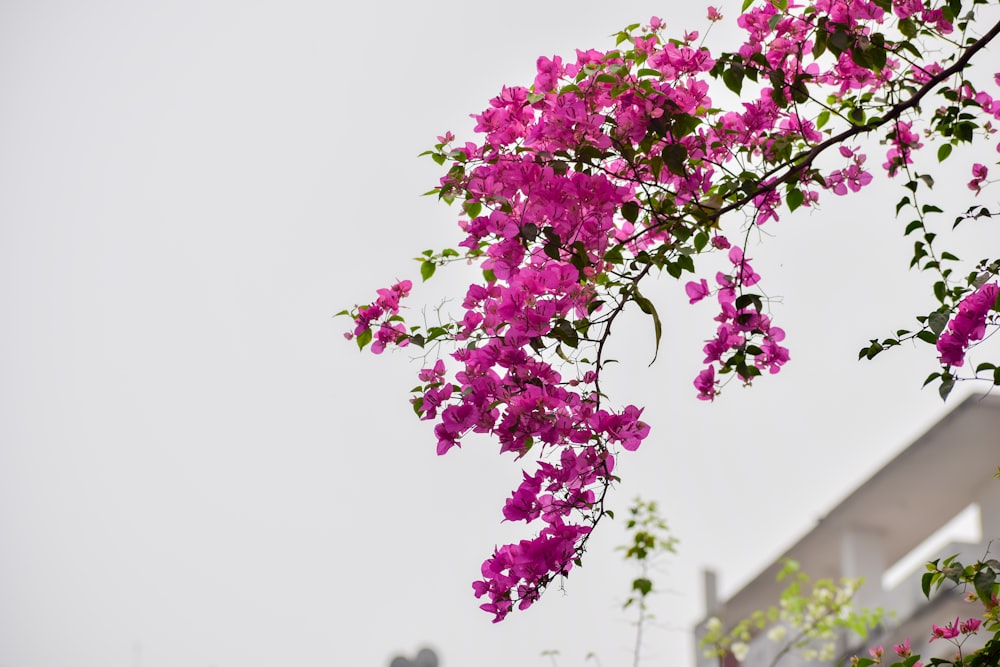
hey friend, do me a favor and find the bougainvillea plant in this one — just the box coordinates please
[341,0,1000,623]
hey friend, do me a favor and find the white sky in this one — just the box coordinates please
[1,2,998,667]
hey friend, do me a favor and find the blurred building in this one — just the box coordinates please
[694,393,1000,667]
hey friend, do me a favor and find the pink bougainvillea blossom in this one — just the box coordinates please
[936,282,998,367]
[345,1,1000,622]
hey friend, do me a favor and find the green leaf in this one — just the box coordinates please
[742,0,755,12]
[723,64,744,95]
[786,188,805,212]
[899,17,917,38]
[929,311,949,335]
[420,260,436,282]
[870,43,887,70]
[735,294,763,311]
[632,577,653,596]
[662,143,688,177]
[694,232,709,253]
[632,286,663,365]
[356,327,373,351]
[671,113,701,138]
[973,568,996,604]
[937,143,953,162]
[916,330,938,344]
[956,122,974,143]
[621,200,640,223]
[921,571,935,598]
[812,28,827,59]
[829,30,849,54]
[939,375,955,401]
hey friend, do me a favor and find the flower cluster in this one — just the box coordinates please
[689,245,789,400]
[346,0,1000,621]
[346,280,412,354]
[968,163,989,195]
[936,282,998,367]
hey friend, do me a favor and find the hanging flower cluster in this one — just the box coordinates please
[344,0,1000,620]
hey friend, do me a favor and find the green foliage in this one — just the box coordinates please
[618,498,678,609]
[701,560,882,666]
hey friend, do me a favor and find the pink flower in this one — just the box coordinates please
[707,6,723,21]
[694,366,716,401]
[930,617,961,642]
[686,279,711,304]
[960,617,982,634]
[968,163,988,195]
[936,282,999,366]
[893,638,911,657]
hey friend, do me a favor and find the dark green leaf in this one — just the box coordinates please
[632,287,663,365]
[939,375,955,400]
[662,143,688,177]
[671,114,702,139]
[723,65,744,95]
[929,311,949,335]
[621,201,640,223]
[916,330,939,344]
[812,29,827,59]
[921,571,934,599]
[865,341,883,360]
[956,122,974,143]
[632,577,653,596]
[937,143,953,162]
[899,17,917,38]
[973,568,996,604]
[870,43,887,70]
[829,30,849,53]
[520,223,538,242]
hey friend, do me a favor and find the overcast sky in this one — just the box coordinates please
[2,2,998,667]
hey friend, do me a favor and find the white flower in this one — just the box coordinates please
[767,625,787,643]
[819,642,835,661]
[731,641,750,662]
[706,617,722,634]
